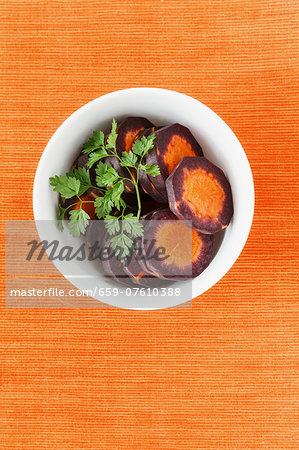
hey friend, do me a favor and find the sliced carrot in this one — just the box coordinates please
[166,157,233,234]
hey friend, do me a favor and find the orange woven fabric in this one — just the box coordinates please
[1,1,298,449]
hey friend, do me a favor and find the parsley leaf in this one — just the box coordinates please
[110,233,133,259]
[94,191,114,218]
[120,151,137,168]
[66,167,91,195]
[99,166,120,187]
[132,133,156,156]
[111,180,124,207]
[86,148,108,168]
[83,130,105,154]
[68,208,90,237]
[104,216,120,235]
[50,119,158,254]
[95,161,108,186]
[122,215,144,237]
[140,163,160,177]
[106,118,118,150]
[49,175,80,199]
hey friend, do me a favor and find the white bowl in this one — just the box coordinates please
[33,88,254,309]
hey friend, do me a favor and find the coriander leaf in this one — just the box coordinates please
[122,216,144,238]
[132,133,156,157]
[83,130,105,154]
[120,151,137,168]
[104,216,120,235]
[67,167,91,195]
[49,175,80,199]
[140,163,160,177]
[106,118,118,149]
[68,208,90,237]
[86,149,108,168]
[100,166,120,187]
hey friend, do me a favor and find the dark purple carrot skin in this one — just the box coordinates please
[136,127,167,195]
[83,225,125,283]
[71,152,97,184]
[116,117,154,157]
[166,157,233,234]
[141,208,214,280]
[123,250,147,285]
[143,147,167,195]
[138,212,163,277]
[139,167,167,203]
[102,233,166,287]
[71,152,89,170]
[102,256,137,287]
[124,240,171,287]
[134,127,168,201]
[141,209,182,279]
[123,253,161,287]
[85,220,106,248]
[141,196,167,215]
[191,233,214,277]
[145,123,203,189]
[101,237,138,287]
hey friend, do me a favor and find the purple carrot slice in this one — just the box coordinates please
[71,152,97,184]
[123,247,169,287]
[116,117,154,156]
[101,236,137,287]
[139,167,167,203]
[136,126,168,202]
[141,196,167,216]
[141,208,214,280]
[71,152,88,170]
[144,123,204,194]
[166,156,233,234]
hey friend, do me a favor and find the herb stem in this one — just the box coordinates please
[62,202,79,213]
[134,181,142,220]
[74,196,97,209]
[90,185,105,192]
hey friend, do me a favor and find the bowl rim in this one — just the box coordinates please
[33,87,255,309]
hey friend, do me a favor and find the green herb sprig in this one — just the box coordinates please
[49,119,160,258]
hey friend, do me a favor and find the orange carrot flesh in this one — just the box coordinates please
[124,129,144,152]
[160,134,197,174]
[182,167,225,221]
[73,193,96,218]
[155,221,202,268]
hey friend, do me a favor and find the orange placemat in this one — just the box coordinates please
[1,1,298,449]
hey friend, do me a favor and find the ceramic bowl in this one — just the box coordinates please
[33,88,254,309]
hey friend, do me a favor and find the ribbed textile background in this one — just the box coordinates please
[1,1,298,448]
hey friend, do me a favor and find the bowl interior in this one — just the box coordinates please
[33,88,254,309]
